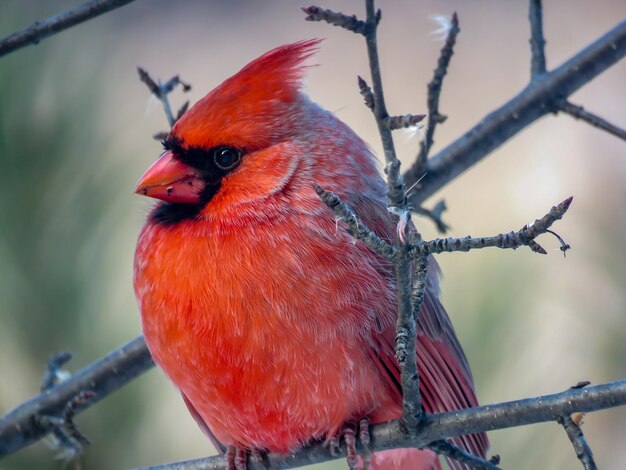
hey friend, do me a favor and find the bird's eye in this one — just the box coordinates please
[213,147,241,171]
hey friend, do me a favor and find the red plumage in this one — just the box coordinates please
[134,40,487,469]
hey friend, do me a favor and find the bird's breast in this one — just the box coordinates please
[134,213,396,450]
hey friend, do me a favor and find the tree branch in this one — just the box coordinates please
[301,6,367,35]
[137,67,191,133]
[313,184,397,260]
[385,113,426,130]
[0,0,138,58]
[308,0,428,436]
[409,197,572,258]
[396,253,428,426]
[416,12,460,171]
[558,415,597,470]
[411,200,450,233]
[361,0,425,435]
[405,18,626,205]
[427,439,500,470]
[133,380,626,470]
[558,100,626,141]
[529,0,547,78]
[0,336,153,457]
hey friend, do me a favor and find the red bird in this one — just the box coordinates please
[134,40,487,469]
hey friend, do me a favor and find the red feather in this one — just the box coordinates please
[134,41,488,469]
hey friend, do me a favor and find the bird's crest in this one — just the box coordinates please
[219,39,321,99]
[172,40,322,149]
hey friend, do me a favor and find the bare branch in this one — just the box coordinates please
[405,19,626,205]
[301,6,367,35]
[359,0,425,437]
[0,0,137,58]
[558,415,597,470]
[357,75,375,110]
[0,336,153,457]
[41,352,73,392]
[416,12,460,170]
[137,67,161,97]
[138,67,192,133]
[362,0,405,209]
[410,197,572,258]
[558,101,626,141]
[529,0,548,77]
[36,390,97,462]
[133,380,626,470]
[37,353,92,461]
[411,200,450,234]
[385,113,426,130]
[153,132,170,141]
[313,184,397,260]
[395,254,428,429]
[427,439,500,470]
[306,0,426,438]
[176,101,190,121]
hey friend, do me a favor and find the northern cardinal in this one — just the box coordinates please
[134,40,487,469]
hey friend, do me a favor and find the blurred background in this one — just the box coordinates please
[0,0,624,469]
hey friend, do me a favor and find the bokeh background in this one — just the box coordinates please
[1,1,624,469]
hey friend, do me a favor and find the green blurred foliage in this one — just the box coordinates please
[0,3,153,469]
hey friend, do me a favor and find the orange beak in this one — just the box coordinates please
[134,151,203,204]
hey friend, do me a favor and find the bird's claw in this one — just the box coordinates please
[226,446,249,470]
[343,423,358,469]
[328,435,341,457]
[358,417,372,468]
[329,419,372,470]
[250,449,267,469]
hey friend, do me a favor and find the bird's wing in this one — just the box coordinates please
[182,393,228,454]
[346,191,489,467]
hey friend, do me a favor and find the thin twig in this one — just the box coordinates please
[64,391,96,446]
[0,0,137,58]
[313,184,397,260]
[36,390,97,458]
[362,1,404,209]
[301,6,367,35]
[176,101,190,121]
[405,19,626,205]
[394,254,428,428]
[38,353,92,461]
[529,0,547,78]
[558,101,626,141]
[361,0,423,436]
[133,380,626,470]
[427,439,501,470]
[41,352,73,392]
[357,76,375,110]
[416,12,460,171]
[305,0,425,436]
[0,336,154,457]
[137,67,192,130]
[385,114,427,130]
[410,197,572,258]
[558,415,597,470]
[411,200,450,234]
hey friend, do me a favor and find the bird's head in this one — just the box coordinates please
[135,39,323,225]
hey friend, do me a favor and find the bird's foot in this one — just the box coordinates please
[250,449,267,469]
[343,418,372,470]
[343,423,358,469]
[328,434,341,457]
[225,446,249,470]
[358,417,372,469]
